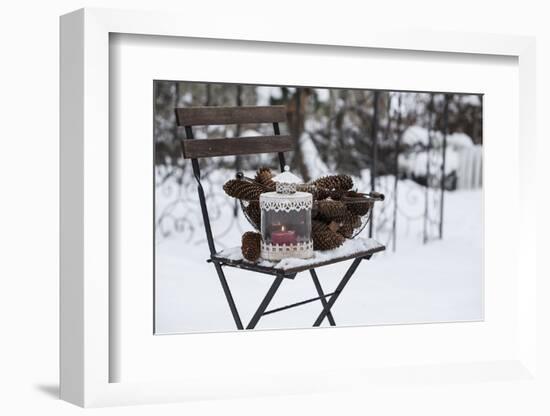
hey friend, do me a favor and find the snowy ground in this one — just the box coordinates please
[154,177,482,334]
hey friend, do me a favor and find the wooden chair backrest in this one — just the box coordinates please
[174,105,290,255]
[175,105,293,159]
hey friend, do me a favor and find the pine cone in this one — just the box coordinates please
[312,220,330,234]
[340,212,362,228]
[327,221,341,233]
[244,201,261,229]
[316,200,348,221]
[313,220,345,250]
[336,213,363,238]
[313,229,345,251]
[241,231,262,262]
[307,186,331,200]
[328,189,346,200]
[313,188,331,200]
[295,184,330,201]
[223,179,266,200]
[312,174,354,191]
[344,191,373,216]
[254,167,275,190]
[338,222,355,238]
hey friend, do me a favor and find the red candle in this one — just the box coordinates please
[271,228,297,245]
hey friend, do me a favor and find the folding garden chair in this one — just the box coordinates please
[175,105,385,330]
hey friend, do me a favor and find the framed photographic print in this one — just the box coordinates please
[60,7,538,407]
[152,80,483,335]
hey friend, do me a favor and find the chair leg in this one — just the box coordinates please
[213,262,244,329]
[313,257,363,327]
[309,269,336,326]
[246,276,284,330]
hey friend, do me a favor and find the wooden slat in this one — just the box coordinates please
[212,257,297,279]
[182,135,293,159]
[212,243,386,276]
[176,105,286,126]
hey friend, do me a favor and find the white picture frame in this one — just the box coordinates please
[60,7,538,407]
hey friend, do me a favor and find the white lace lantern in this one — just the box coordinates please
[260,166,313,261]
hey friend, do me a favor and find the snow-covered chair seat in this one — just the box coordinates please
[212,238,385,278]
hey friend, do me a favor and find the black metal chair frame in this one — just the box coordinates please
[175,105,385,330]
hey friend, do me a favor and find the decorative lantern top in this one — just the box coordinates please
[273,165,302,194]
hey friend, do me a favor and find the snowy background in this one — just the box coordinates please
[154,82,483,334]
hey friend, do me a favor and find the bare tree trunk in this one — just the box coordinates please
[286,88,311,180]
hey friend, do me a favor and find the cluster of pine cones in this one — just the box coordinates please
[223,168,374,261]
